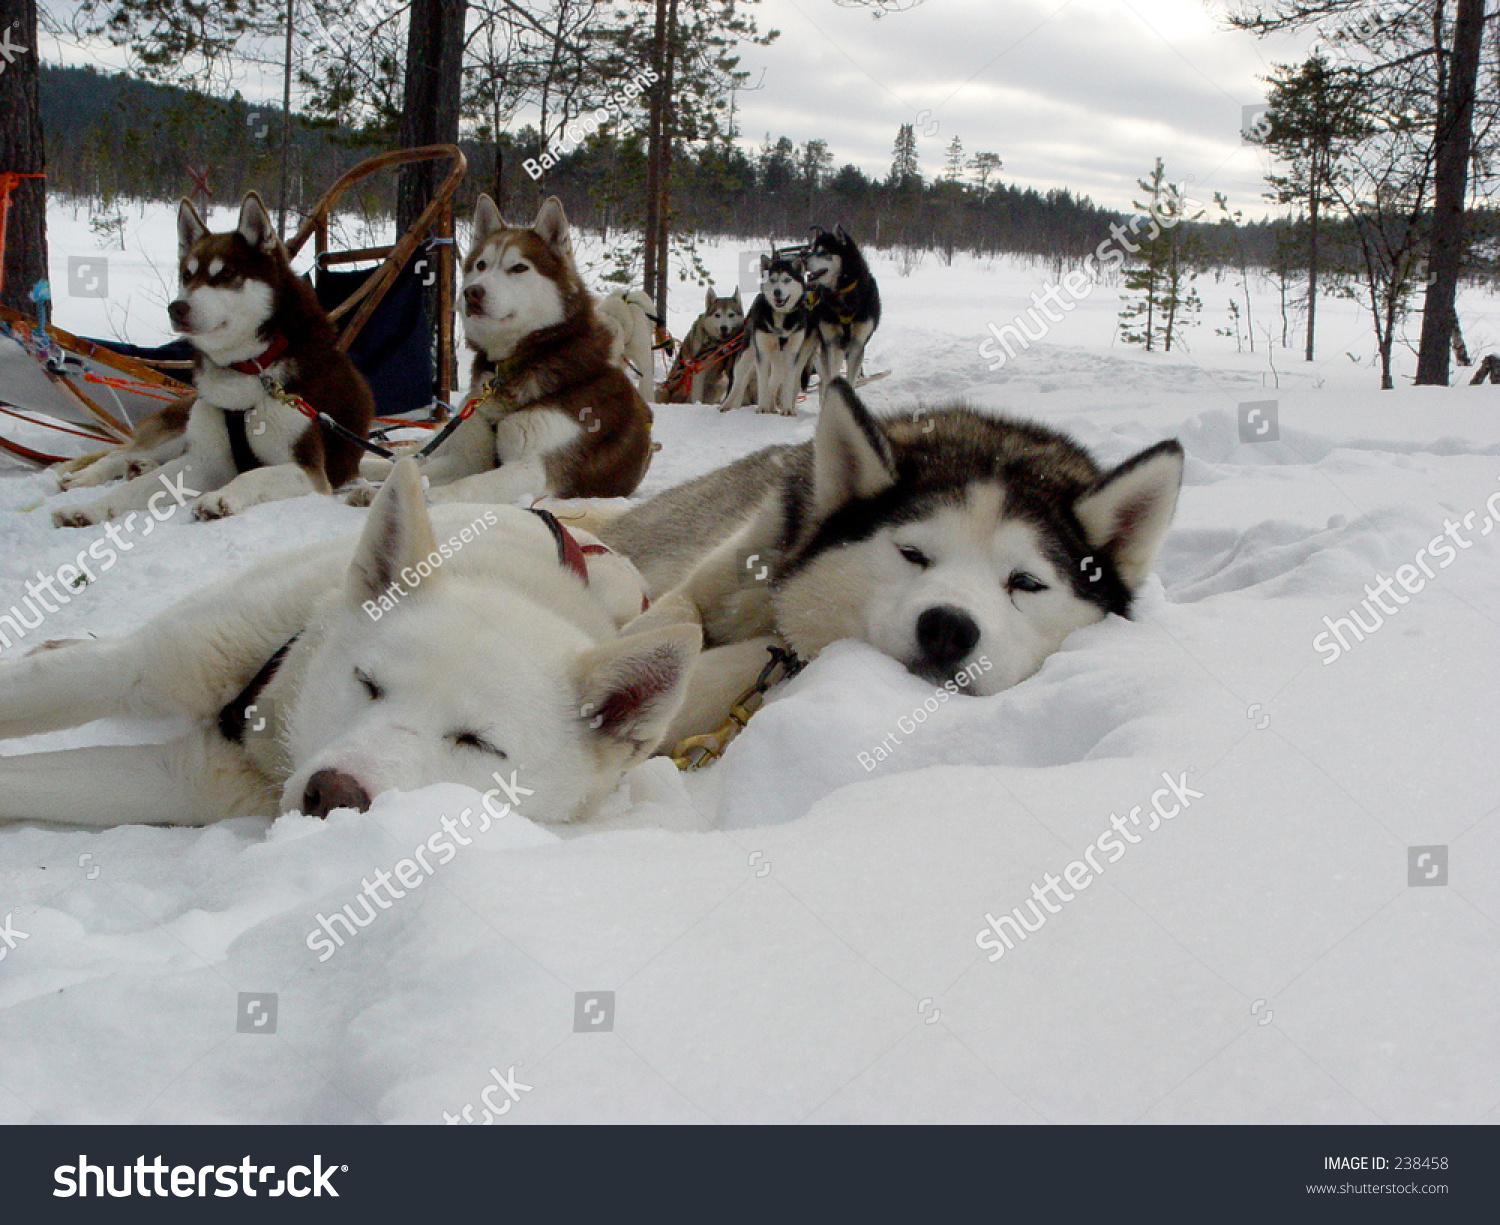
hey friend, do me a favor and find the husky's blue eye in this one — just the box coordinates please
[898,544,931,568]
[355,669,384,700]
[1008,571,1048,594]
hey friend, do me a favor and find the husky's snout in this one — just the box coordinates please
[916,604,980,673]
[167,299,192,330]
[463,284,486,314]
[302,768,372,818]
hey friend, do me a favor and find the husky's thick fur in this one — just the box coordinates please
[53,193,374,525]
[660,288,745,404]
[0,461,698,827]
[603,380,1184,745]
[721,253,811,416]
[802,226,881,395]
[388,196,653,505]
[597,288,657,403]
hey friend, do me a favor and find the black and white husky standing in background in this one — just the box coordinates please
[802,225,881,396]
[720,252,811,416]
[603,380,1185,746]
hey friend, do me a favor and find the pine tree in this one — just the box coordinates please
[1117,159,1205,353]
[966,150,1002,193]
[1254,53,1370,361]
[889,123,920,190]
[943,136,964,182]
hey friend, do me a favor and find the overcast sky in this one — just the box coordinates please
[41,0,1317,218]
[734,0,1315,214]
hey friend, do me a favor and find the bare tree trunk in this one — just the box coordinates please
[1415,0,1484,385]
[277,0,295,238]
[1305,176,1319,362]
[1452,317,1471,366]
[642,0,667,301]
[397,0,468,234]
[0,0,47,319]
[653,0,677,317]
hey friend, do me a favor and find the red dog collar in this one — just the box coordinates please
[228,333,290,375]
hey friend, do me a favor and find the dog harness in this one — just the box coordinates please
[217,633,300,745]
[528,505,650,613]
[223,411,263,474]
[806,280,861,327]
[214,335,295,474]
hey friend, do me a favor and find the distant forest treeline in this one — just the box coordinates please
[39,63,1500,287]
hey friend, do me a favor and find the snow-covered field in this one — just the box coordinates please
[1,199,1497,1123]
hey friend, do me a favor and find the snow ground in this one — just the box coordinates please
[0,199,1498,1123]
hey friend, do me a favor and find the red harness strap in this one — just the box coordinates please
[529,506,650,613]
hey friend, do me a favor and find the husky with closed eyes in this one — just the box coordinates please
[601,379,1184,746]
[0,460,698,826]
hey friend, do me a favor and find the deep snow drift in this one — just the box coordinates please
[0,200,1497,1123]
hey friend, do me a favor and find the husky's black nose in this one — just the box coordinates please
[916,605,980,671]
[463,284,486,312]
[167,299,191,328]
[303,769,371,818]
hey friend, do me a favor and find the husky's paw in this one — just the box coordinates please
[56,466,99,492]
[191,492,240,521]
[718,402,736,413]
[58,456,153,491]
[342,483,379,508]
[52,506,104,528]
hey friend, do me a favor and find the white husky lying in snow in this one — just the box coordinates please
[0,460,698,826]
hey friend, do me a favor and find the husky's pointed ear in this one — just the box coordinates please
[575,624,700,767]
[346,459,440,610]
[758,253,770,274]
[835,224,851,243]
[236,192,277,252]
[1074,440,1185,590]
[813,379,896,518]
[732,288,743,309]
[472,194,506,242]
[532,196,570,253]
[177,198,208,258]
[704,286,717,312]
